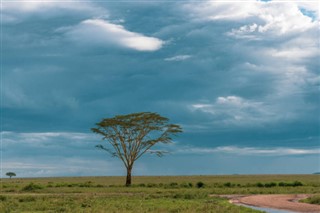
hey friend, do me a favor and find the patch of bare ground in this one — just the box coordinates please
[221,194,320,213]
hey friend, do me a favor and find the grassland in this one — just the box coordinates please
[1,175,319,212]
[301,194,320,205]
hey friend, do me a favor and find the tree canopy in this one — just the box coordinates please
[6,172,16,179]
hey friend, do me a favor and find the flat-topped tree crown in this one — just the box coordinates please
[91,112,182,186]
[6,172,16,179]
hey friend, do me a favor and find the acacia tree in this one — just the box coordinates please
[6,172,16,179]
[92,112,182,186]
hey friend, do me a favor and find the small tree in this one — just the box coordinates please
[92,112,182,186]
[6,172,16,179]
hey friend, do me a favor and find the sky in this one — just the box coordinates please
[1,0,319,177]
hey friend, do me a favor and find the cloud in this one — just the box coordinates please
[183,1,259,21]
[165,55,192,61]
[2,158,121,178]
[1,131,97,148]
[1,131,124,177]
[2,1,107,24]
[2,1,319,176]
[190,96,278,126]
[62,19,164,51]
[177,146,320,156]
[184,1,317,39]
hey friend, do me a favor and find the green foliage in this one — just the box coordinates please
[278,181,303,187]
[180,182,193,188]
[301,195,320,205]
[0,175,319,213]
[0,195,7,201]
[6,172,16,178]
[92,112,183,186]
[21,183,44,192]
[196,181,205,188]
[264,182,277,188]
[224,182,233,187]
[0,194,261,213]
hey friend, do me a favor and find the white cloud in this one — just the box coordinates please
[191,96,277,126]
[165,55,192,61]
[185,1,317,39]
[63,19,164,51]
[178,146,320,156]
[2,1,107,23]
[1,131,96,146]
[183,1,259,21]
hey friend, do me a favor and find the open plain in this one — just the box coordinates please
[1,175,319,212]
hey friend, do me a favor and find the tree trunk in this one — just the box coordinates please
[125,166,132,186]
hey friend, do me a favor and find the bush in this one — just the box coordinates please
[256,182,264,187]
[278,182,286,187]
[264,182,277,188]
[196,181,205,188]
[292,181,303,187]
[21,183,44,192]
[167,182,179,188]
[278,181,303,187]
[223,182,233,187]
[0,195,7,201]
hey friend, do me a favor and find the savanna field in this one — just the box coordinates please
[1,175,319,212]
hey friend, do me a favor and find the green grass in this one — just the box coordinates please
[0,175,319,212]
[301,194,320,205]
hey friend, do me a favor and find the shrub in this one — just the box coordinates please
[278,182,286,187]
[292,181,303,187]
[21,183,44,192]
[0,195,7,201]
[196,181,205,188]
[256,182,264,187]
[278,181,303,187]
[169,182,179,188]
[223,182,232,187]
[264,182,277,188]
